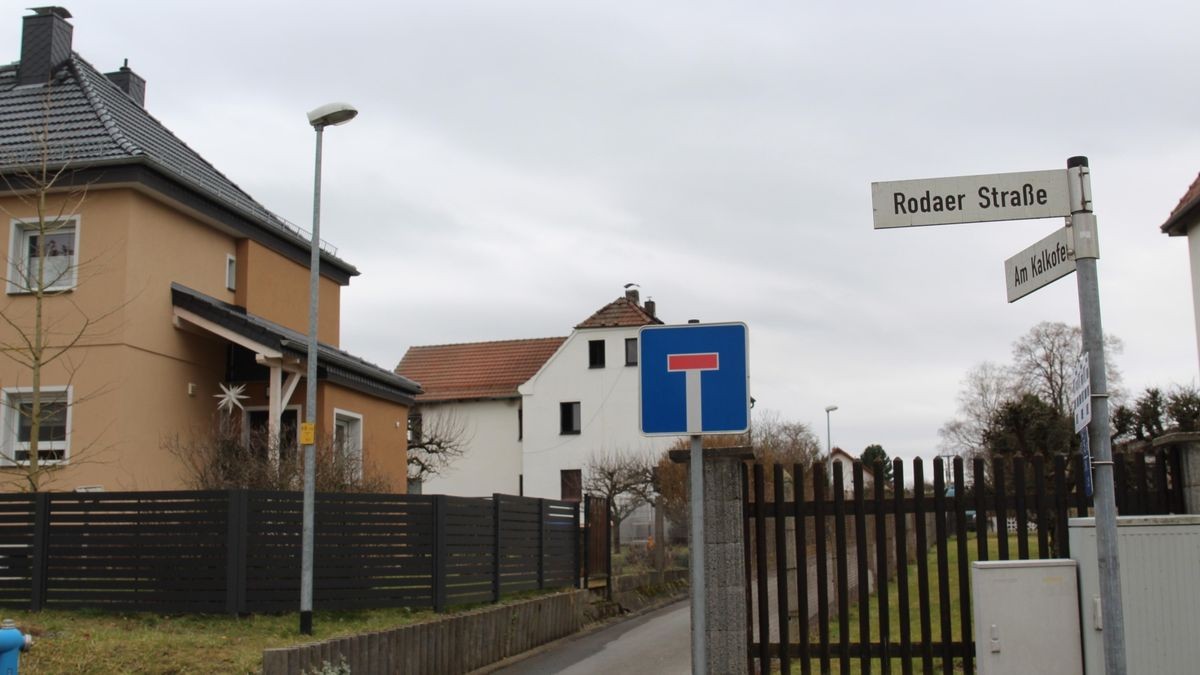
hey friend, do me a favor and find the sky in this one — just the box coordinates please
[5,1,1198,462]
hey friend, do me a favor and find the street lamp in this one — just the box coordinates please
[824,405,838,456]
[300,102,357,635]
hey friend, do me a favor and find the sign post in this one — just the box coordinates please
[640,322,750,675]
[872,156,1126,674]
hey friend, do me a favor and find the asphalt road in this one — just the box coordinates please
[494,599,691,675]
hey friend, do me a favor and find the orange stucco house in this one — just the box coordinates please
[0,8,419,491]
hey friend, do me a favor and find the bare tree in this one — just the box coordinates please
[0,86,121,491]
[584,449,655,548]
[405,407,471,486]
[1011,321,1123,416]
[752,409,821,467]
[938,361,1023,457]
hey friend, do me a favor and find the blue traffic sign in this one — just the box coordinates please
[639,322,750,436]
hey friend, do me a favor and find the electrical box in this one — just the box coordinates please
[971,559,1082,675]
[1070,515,1200,674]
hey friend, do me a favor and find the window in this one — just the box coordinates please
[334,409,363,479]
[8,217,79,293]
[3,387,70,464]
[560,469,582,503]
[225,254,237,291]
[625,338,638,366]
[588,340,605,368]
[407,412,422,444]
[560,402,581,435]
[245,406,300,462]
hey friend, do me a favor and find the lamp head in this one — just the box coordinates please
[307,102,358,129]
[825,405,838,413]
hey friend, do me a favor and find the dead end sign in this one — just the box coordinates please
[639,323,749,436]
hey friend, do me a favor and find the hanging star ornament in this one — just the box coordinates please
[214,383,249,414]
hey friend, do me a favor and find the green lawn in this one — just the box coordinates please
[4,588,564,674]
[782,533,1037,674]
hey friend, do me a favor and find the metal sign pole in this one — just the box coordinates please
[1068,155,1126,675]
[689,432,707,675]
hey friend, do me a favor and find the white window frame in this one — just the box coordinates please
[7,215,80,294]
[2,385,72,465]
[334,408,364,479]
[225,254,237,292]
[244,404,301,458]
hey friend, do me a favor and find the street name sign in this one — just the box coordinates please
[639,322,749,436]
[1004,226,1076,303]
[872,169,1071,229]
[1070,352,1091,434]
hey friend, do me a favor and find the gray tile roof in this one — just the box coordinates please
[171,283,421,405]
[0,54,357,277]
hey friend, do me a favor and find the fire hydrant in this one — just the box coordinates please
[0,619,31,674]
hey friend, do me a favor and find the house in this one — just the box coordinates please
[829,447,874,492]
[0,8,420,491]
[1161,172,1200,374]
[397,287,676,499]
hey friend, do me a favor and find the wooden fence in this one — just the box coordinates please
[744,450,1184,675]
[0,490,579,615]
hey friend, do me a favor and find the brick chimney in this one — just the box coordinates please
[18,7,74,86]
[644,298,656,318]
[106,60,146,107]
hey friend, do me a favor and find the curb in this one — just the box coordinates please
[468,589,690,674]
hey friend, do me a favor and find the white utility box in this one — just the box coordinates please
[971,559,1082,675]
[1070,515,1200,675]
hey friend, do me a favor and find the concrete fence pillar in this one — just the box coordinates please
[1153,431,1200,513]
[673,446,752,674]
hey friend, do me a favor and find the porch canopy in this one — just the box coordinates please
[170,283,419,451]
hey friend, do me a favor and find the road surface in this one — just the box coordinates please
[494,599,691,675]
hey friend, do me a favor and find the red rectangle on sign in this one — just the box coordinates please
[667,353,719,371]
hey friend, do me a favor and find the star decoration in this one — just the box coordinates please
[214,383,249,414]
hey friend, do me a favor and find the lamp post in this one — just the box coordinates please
[824,405,838,457]
[300,102,357,635]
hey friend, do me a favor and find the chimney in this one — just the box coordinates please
[106,60,146,107]
[644,298,656,318]
[18,7,74,86]
[623,282,640,305]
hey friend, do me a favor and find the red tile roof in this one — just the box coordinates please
[396,337,566,402]
[1163,172,1200,236]
[575,296,662,329]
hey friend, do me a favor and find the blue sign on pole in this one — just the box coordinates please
[639,322,750,436]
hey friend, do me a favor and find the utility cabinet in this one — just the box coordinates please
[1070,515,1200,674]
[971,559,1082,675]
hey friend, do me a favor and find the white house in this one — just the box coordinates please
[397,288,676,500]
[1161,172,1200,374]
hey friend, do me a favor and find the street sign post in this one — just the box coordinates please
[1005,226,1076,303]
[871,169,1071,229]
[639,322,749,675]
[872,157,1126,674]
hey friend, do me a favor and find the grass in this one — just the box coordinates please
[3,589,560,674]
[781,532,1037,674]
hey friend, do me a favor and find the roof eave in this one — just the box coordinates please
[1162,198,1200,237]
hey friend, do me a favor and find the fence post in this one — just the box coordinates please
[30,492,49,611]
[573,500,582,589]
[492,494,502,603]
[225,490,248,615]
[582,496,591,590]
[537,498,547,590]
[433,495,448,612]
[605,496,613,601]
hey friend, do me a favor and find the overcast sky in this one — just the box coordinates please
[8,1,1198,461]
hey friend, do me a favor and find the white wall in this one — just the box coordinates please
[1189,228,1200,375]
[417,399,524,497]
[519,326,674,500]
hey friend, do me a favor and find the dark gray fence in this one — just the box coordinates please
[0,490,579,615]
